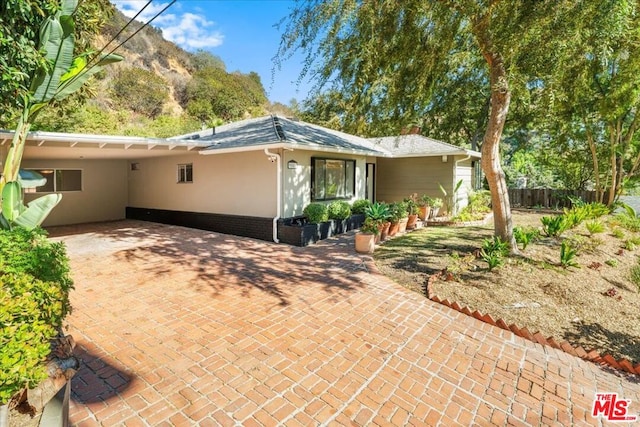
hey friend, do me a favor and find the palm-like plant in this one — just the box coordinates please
[1,0,122,230]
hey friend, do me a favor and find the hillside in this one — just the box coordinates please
[33,8,284,138]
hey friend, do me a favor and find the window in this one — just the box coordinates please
[311,158,355,201]
[177,163,193,183]
[26,169,82,193]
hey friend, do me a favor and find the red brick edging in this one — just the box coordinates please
[423,271,640,376]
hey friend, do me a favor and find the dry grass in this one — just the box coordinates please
[374,210,640,364]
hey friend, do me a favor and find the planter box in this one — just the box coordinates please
[278,214,366,247]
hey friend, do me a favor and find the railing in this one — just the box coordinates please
[507,189,605,209]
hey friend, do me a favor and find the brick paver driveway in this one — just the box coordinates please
[53,220,640,426]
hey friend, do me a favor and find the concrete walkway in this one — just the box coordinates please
[52,220,640,426]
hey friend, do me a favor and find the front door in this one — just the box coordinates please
[366,163,375,202]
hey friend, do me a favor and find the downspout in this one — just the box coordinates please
[264,148,281,243]
[454,155,472,215]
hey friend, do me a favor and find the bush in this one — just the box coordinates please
[365,202,390,222]
[479,236,509,271]
[585,220,605,236]
[110,67,169,118]
[630,260,640,291]
[351,199,371,215]
[514,226,540,250]
[541,215,568,237]
[303,203,328,224]
[327,201,351,220]
[0,228,72,405]
[560,241,579,268]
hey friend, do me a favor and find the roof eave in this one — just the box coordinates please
[200,141,388,157]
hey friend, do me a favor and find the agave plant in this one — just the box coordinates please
[0,0,122,229]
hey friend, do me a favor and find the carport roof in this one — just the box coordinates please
[369,134,481,158]
[178,115,390,157]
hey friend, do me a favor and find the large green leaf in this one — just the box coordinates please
[18,169,47,189]
[55,53,123,101]
[13,194,62,230]
[1,182,23,223]
[31,2,77,105]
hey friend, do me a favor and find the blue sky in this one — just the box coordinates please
[111,0,311,105]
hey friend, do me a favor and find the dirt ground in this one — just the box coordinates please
[373,210,640,364]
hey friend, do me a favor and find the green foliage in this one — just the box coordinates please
[110,67,169,118]
[403,194,419,215]
[446,252,476,281]
[613,203,640,232]
[585,220,605,236]
[185,66,268,121]
[513,226,540,250]
[611,227,626,239]
[388,202,408,223]
[365,202,390,222]
[191,49,226,71]
[351,199,371,215]
[327,200,351,220]
[454,189,492,222]
[630,261,640,291]
[360,217,380,235]
[623,237,640,251]
[559,241,579,269]
[0,227,72,405]
[565,235,602,254]
[303,203,328,224]
[418,194,433,207]
[541,215,568,237]
[479,236,509,271]
[430,198,443,208]
[605,259,618,267]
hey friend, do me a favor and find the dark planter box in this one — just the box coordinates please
[278,214,366,247]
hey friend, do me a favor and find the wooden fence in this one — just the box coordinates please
[507,189,604,209]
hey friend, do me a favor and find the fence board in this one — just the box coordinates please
[507,189,605,209]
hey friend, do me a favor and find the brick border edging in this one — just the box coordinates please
[422,271,640,376]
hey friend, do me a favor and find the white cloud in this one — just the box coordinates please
[112,1,224,50]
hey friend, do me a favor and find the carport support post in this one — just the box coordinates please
[264,148,281,243]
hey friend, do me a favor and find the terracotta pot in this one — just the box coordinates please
[418,206,431,221]
[377,221,390,242]
[355,232,376,254]
[388,222,399,237]
[407,214,418,230]
[398,217,409,233]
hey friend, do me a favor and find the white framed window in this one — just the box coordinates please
[26,169,82,193]
[311,158,355,201]
[177,163,193,183]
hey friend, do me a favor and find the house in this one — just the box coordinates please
[0,115,480,244]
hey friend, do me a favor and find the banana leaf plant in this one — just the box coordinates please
[0,0,122,229]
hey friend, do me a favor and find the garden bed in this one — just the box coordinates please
[373,210,640,365]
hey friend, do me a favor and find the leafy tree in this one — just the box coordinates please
[0,0,114,127]
[277,1,620,251]
[191,49,226,71]
[537,1,640,204]
[111,67,169,118]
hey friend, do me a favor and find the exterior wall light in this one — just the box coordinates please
[287,160,299,170]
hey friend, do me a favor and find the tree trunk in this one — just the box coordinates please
[481,65,517,251]
[585,127,602,203]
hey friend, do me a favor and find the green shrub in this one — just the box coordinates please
[0,228,72,405]
[605,259,619,267]
[303,203,329,224]
[479,236,509,271]
[351,199,371,215]
[630,261,640,291]
[360,218,381,234]
[514,226,540,250]
[111,67,169,118]
[623,237,640,251]
[560,241,579,268]
[388,202,408,222]
[613,203,640,232]
[541,215,568,237]
[611,227,626,239]
[585,220,605,236]
[327,201,352,220]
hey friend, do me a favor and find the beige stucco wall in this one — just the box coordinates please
[376,155,475,214]
[21,159,128,226]
[281,150,370,218]
[127,151,277,217]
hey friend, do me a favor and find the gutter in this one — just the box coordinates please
[199,142,386,157]
[264,148,281,243]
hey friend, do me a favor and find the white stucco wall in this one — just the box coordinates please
[127,151,277,217]
[281,150,370,218]
[22,159,128,226]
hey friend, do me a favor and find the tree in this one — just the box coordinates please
[277,1,618,251]
[1,0,122,229]
[111,67,169,118]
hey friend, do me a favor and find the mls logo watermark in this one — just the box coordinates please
[592,393,638,422]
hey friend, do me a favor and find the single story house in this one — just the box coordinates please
[0,115,480,243]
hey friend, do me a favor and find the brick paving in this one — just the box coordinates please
[51,220,640,426]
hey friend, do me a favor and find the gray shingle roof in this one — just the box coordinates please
[194,115,389,156]
[369,135,481,158]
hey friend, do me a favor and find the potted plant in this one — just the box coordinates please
[355,218,380,254]
[365,202,391,242]
[350,199,371,230]
[303,202,332,240]
[405,194,420,230]
[387,202,403,237]
[430,197,443,218]
[418,194,433,221]
[396,201,410,233]
[327,201,352,234]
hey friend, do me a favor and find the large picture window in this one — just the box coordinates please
[311,158,355,201]
[26,169,82,193]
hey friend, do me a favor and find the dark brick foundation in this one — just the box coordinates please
[126,207,274,242]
